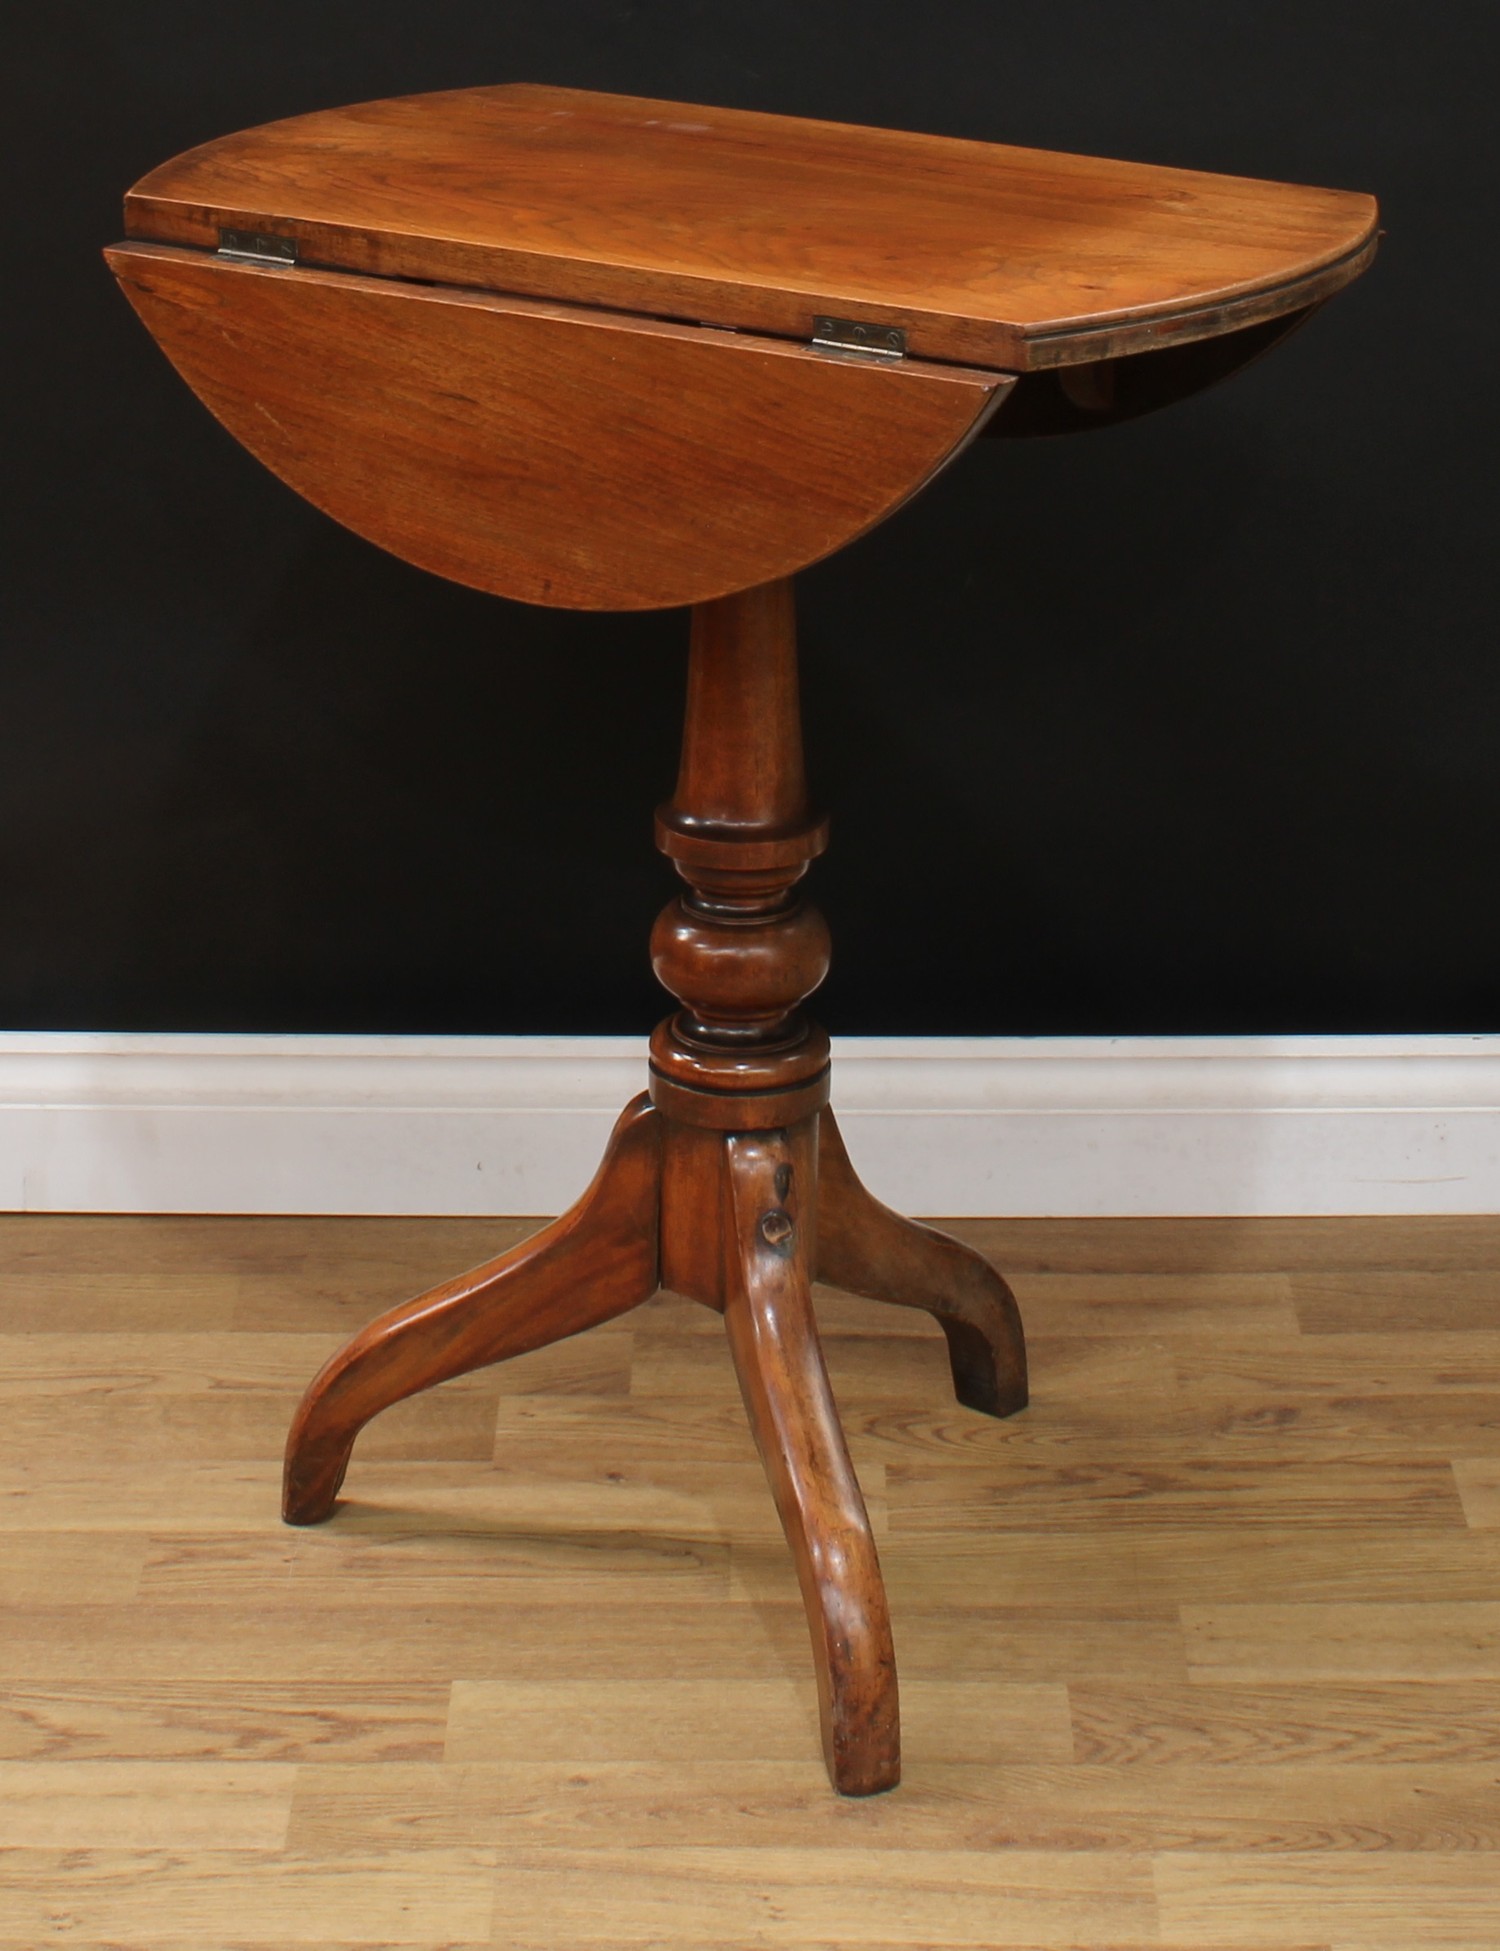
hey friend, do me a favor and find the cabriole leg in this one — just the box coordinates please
[722,1120,900,1796]
[282,1096,662,1524]
[816,1106,1028,1418]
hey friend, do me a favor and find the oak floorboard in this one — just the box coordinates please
[0,1329,336,1389]
[0,1532,146,1604]
[1291,1270,1500,1335]
[1069,1681,1500,1765]
[0,1210,526,1277]
[1,1272,247,1331]
[0,1848,497,1943]
[1154,1851,1500,1947]
[0,1599,811,1683]
[136,1523,735,1605]
[320,1457,882,1540]
[493,1393,778,1468]
[630,1327,956,1401]
[1171,1329,1500,1393]
[0,1759,295,1848]
[947,1213,1500,1275]
[3,1208,1497,1948]
[1006,1271,1299,1339]
[886,1456,1466,1529]
[443,1676,1074,1766]
[1453,1457,1500,1526]
[730,1525,1500,1610]
[286,1756,1500,1853]
[1,1384,501,1464]
[0,1458,280,1529]
[0,1681,451,1761]
[1181,1602,1500,1681]
[479,1845,1157,1946]
[1072,1392,1500,1457]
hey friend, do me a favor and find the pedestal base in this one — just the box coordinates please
[284,574,1027,1794]
[282,1092,1026,1795]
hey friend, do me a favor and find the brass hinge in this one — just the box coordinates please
[217,228,298,267]
[811,316,906,359]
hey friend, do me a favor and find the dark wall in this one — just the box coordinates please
[4,3,1493,1034]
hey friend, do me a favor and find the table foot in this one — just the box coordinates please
[722,1122,900,1795]
[282,1095,662,1524]
[816,1107,1028,1419]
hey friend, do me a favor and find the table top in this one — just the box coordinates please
[125,83,1377,372]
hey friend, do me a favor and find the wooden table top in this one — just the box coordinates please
[125,83,1377,371]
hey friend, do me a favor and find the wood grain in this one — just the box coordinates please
[0,1682,450,1761]
[105,243,1006,610]
[1155,1854,1500,1948]
[1069,1681,1500,1765]
[952,1213,1500,1275]
[721,1123,899,1795]
[442,1677,1071,1766]
[464,1844,1157,1945]
[0,1759,294,1848]
[6,1209,1497,1946]
[649,580,836,1109]
[1291,1269,1500,1334]
[135,1524,732,1607]
[886,1455,1466,1529]
[277,1752,1500,1854]
[1182,1602,1500,1680]
[0,1848,496,1944]
[1455,1457,1500,1526]
[817,1105,1027,1416]
[122,82,1377,370]
[281,1096,661,1523]
[0,1532,146,1604]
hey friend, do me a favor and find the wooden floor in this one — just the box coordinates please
[2,1207,1499,1948]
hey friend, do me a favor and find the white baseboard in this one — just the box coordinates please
[1,1032,1497,1217]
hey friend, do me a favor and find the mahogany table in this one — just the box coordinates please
[107,84,1376,1794]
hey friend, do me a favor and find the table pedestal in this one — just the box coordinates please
[282,575,1028,1795]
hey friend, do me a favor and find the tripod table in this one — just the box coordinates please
[107,83,1377,1794]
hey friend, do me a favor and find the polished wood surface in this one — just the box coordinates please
[649,580,833,1113]
[124,82,1378,370]
[5,1208,1498,1945]
[818,1107,1027,1418]
[722,1123,899,1796]
[282,1096,661,1525]
[105,244,1006,610]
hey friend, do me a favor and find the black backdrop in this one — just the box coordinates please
[4,3,1494,1035]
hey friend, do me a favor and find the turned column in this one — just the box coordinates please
[648,576,830,1308]
[649,577,832,1129]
